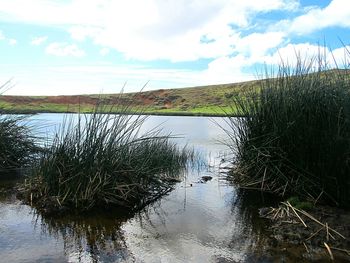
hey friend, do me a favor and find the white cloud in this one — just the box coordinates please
[0,30,17,45]
[0,63,253,96]
[0,0,297,62]
[3,43,349,96]
[329,45,350,67]
[261,43,350,70]
[234,32,286,61]
[69,26,102,41]
[45,42,85,57]
[99,47,110,56]
[263,43,322,65]
[8,38,17,45]
[0,0,297,28]
[86,0,296,62]
[2,0,348,97]
[201,55,254,84]
[289,0,350,34]
[31,36,48,45]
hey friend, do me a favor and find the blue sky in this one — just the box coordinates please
[0,0,349,95]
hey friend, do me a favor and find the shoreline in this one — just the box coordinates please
[1,109,243,117]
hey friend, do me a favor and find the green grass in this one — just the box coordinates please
[141,105,236,116]
[225,53,350,208]
[188,105,237,115]
[0,81,258,116]
[286,196,313,210]
[20,102,193,213]
[0,101,94,113]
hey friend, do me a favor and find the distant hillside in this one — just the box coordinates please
[0,79,260,116]
[1,69,348,116]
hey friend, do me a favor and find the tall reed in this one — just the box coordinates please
[22,101,193,212]
[226,52,350,207]
[0,81,37,174]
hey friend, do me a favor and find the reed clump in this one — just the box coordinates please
[0,81,37,174]
[20,103,193,213]
[226,53,350,208]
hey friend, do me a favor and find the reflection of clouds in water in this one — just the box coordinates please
[1,114,263,263]
[137,116,228,144]
[138,116,232,168]
[28,114,232,160]
[67,251,95,263]
[116,116,259,262]
[122,182,257,263]
[0,204,66,262]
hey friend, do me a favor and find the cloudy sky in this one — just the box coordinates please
[0,0,349,95]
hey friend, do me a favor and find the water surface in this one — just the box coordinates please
[0,114,271,262]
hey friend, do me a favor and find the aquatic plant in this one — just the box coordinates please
[0,81,38,174]
[225,50,350,208]
[21,102,193,213]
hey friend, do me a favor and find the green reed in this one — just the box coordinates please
[0,81,37,174]
[21,101,193,212]
[225,52,350,208]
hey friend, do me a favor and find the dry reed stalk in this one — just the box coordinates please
[285,201,307,227]
[303,242,309,253]
[324,242,334,261]
[293,206,346,239]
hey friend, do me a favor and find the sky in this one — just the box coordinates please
[0,0,349,95]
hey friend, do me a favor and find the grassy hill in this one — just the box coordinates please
[0,79,260,116]
[1,69,348,116]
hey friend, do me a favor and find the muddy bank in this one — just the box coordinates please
[259,203,350,262]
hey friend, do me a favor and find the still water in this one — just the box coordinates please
[0,114,271,263]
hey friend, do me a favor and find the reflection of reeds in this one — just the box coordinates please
[21,100,193,213]
[35,210,132,262]
[225,50,350,208]
[0,81,38,174]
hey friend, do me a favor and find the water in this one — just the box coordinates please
[0,114,272,263]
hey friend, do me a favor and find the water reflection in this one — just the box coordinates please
[119,180,275,262]
[0,179,275,262]
[0,115,276,262]
[0,200,66,262]
[31,182,274,263]
[37,210,132,263]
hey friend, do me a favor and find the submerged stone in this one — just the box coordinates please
[200,176,213,182]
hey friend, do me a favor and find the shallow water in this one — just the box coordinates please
[0,115,273,263]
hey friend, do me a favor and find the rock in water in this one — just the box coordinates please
[201,176,213,182]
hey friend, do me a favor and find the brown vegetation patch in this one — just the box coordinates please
[1,95,44,104]
[260,202,350,262]
[46,95,98,105]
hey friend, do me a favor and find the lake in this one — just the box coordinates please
[0,114,273,263]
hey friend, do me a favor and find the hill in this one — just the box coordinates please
[1,69,348,116]
[0,80,260,116]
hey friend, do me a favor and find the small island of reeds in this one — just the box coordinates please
[16,103,193,215]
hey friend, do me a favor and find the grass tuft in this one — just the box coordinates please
[0,81,38,174]
[20,100,193,213]
[225,49,350,208]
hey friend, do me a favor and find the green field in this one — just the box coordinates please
[0,80,259,116]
